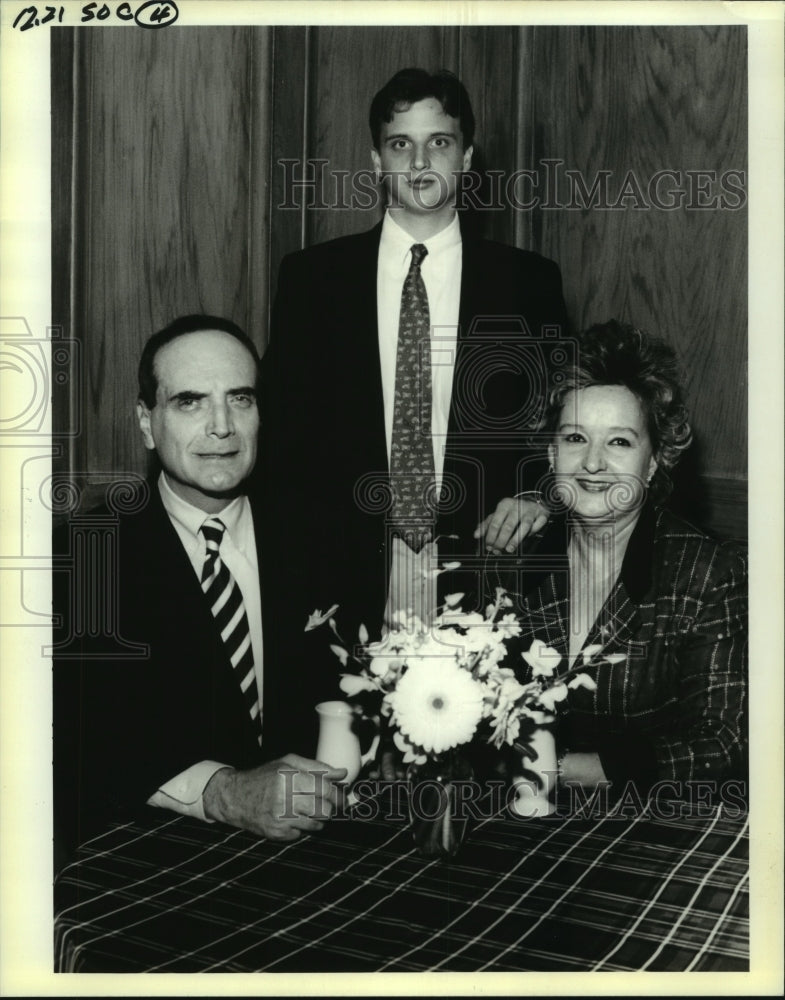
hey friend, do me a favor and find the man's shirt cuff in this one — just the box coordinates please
[147,761,231,822]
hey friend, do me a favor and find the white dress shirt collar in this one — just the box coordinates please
[158,471,247,542]
[380,210,462,266]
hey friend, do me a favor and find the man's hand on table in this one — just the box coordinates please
[474,497,548,554]
[203,754,348,841]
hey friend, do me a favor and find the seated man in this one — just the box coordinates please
[53,315,344,870]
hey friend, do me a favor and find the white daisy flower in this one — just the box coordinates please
[389,658,485,755]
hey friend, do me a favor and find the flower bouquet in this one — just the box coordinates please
[308,589,621,856]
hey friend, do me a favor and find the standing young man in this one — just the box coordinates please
[261,68,569,642]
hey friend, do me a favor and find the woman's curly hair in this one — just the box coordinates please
[543,320,693,501]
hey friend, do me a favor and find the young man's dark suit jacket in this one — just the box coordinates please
[52,482,338,867]
[259,218,570,642]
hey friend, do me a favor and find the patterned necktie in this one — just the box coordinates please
[389,243,436,552]
[200,517,262,745]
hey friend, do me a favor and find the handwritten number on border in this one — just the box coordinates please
[13,2,179,30]
[14,6,65,30]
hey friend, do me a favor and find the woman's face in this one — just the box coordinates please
[548,384,658,522]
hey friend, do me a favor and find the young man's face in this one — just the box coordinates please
[371,97,472,220]
[137,329,259,513]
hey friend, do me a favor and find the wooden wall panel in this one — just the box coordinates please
[71,27,267,482]
[269,26,309,301]
[247,29,274,350]
[51,27,77,480]
[527,26,747,494]
[458,26,520,246]
[52,24,748,537]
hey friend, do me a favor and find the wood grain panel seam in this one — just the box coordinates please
[513,25,532,252]
[300,25,312,249]
[248,28,273,349]
[247,31,256,336]
[65,29,80,478]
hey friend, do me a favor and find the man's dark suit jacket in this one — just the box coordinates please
[259,219,570,643]
[52,483,338,866]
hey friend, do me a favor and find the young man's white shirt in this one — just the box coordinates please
[376,211,462,626]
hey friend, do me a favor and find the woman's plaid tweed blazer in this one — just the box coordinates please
[497,502,748,796]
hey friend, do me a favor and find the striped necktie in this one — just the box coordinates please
[200,517,262,745]
[389,242,436,552]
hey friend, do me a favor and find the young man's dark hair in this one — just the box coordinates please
[368,67,475,150]
[138,314,260,408]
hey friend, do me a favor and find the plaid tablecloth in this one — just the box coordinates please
[54,792,749,973]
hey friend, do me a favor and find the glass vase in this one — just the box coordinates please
[406,748,474,859]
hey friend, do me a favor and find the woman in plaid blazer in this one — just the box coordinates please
[500,321,747,800]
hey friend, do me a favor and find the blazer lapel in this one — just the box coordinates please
[344,224,387,474]
[456,235,481,341]
[500,515,572,658]
[440,234,487,528]
[579,503,658,655]
[583,579,643,654]
[521,573,571,659]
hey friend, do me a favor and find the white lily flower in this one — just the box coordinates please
[494,613,522,639]
[339,673,378,696]
[537,683,569,711]
[521,706,557,725]
[330,644,349,665]
[369,656,390,677]
[522,638,562,677]
[500,675,528,701]
[568,673,598,691]
[304,604,340,631]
